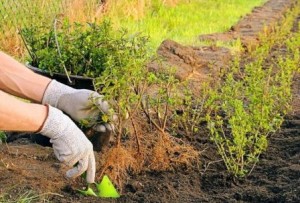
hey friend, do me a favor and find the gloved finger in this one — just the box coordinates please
[93,123,115,132]
[105,123,114,132]
[112,114,118,122]
[66,156,89,179]
[90,93,109,112]
[93,124,106,132]
[65,154,82,168]
[97,99,110,114]
[86,152,96,183]
[93,95,117,122]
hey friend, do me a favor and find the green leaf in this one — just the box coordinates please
[101,114,109,123]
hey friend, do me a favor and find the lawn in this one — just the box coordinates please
[0,0,266,58]
[111,0,267,49]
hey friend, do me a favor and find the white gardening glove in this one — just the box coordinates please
[39,105,96,183]
[42,80,115,132]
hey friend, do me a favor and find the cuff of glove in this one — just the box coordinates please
[38,105,68,140]
[42,80,75,107]
[35,104,49,133]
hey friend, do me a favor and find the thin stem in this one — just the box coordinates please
[18,28,36,63]
[116,105,123,147]
[162,84,170,131]
[128,111,141,154]
[53,18,72,84]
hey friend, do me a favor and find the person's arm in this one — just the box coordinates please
[0,52,115,132]
[0,51,51,103]
[0,90,95,183]
[0,90,47,131]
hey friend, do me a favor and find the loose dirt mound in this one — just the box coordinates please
[0,0,299,202]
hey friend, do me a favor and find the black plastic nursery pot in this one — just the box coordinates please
[26,64,95,91]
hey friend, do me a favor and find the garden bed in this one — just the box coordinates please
[0,0,299,202]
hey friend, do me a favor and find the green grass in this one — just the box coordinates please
[0,0,266,58]
[112,0,267,50]
[0,0,62,31]
[0,0,63,58]
[0,189,51,203]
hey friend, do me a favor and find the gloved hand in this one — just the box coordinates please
[39,105,95,183]
[42,80,115,132]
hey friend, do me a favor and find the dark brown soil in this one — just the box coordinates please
[1,0,299,202]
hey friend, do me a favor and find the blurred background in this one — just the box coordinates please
[0,0,266,59]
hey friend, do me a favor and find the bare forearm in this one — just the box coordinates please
[0,90,47,132]
[0,52,51,102]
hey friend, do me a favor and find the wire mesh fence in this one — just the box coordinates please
[0,0,102,58]
[0,0,61,57]
[0,0,62,33]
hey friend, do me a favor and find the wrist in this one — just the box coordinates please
[34,104,49,132]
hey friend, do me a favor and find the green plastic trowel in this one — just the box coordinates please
[96,175,120,198]
[77,175,120,198]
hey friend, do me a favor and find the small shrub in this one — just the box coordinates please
[20,19,149,78]
[206,9,299,176]
[94,53,199,187]
[171,82,213,138]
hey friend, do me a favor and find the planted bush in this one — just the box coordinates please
[206,6,299,176]
[95,59,199,186]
